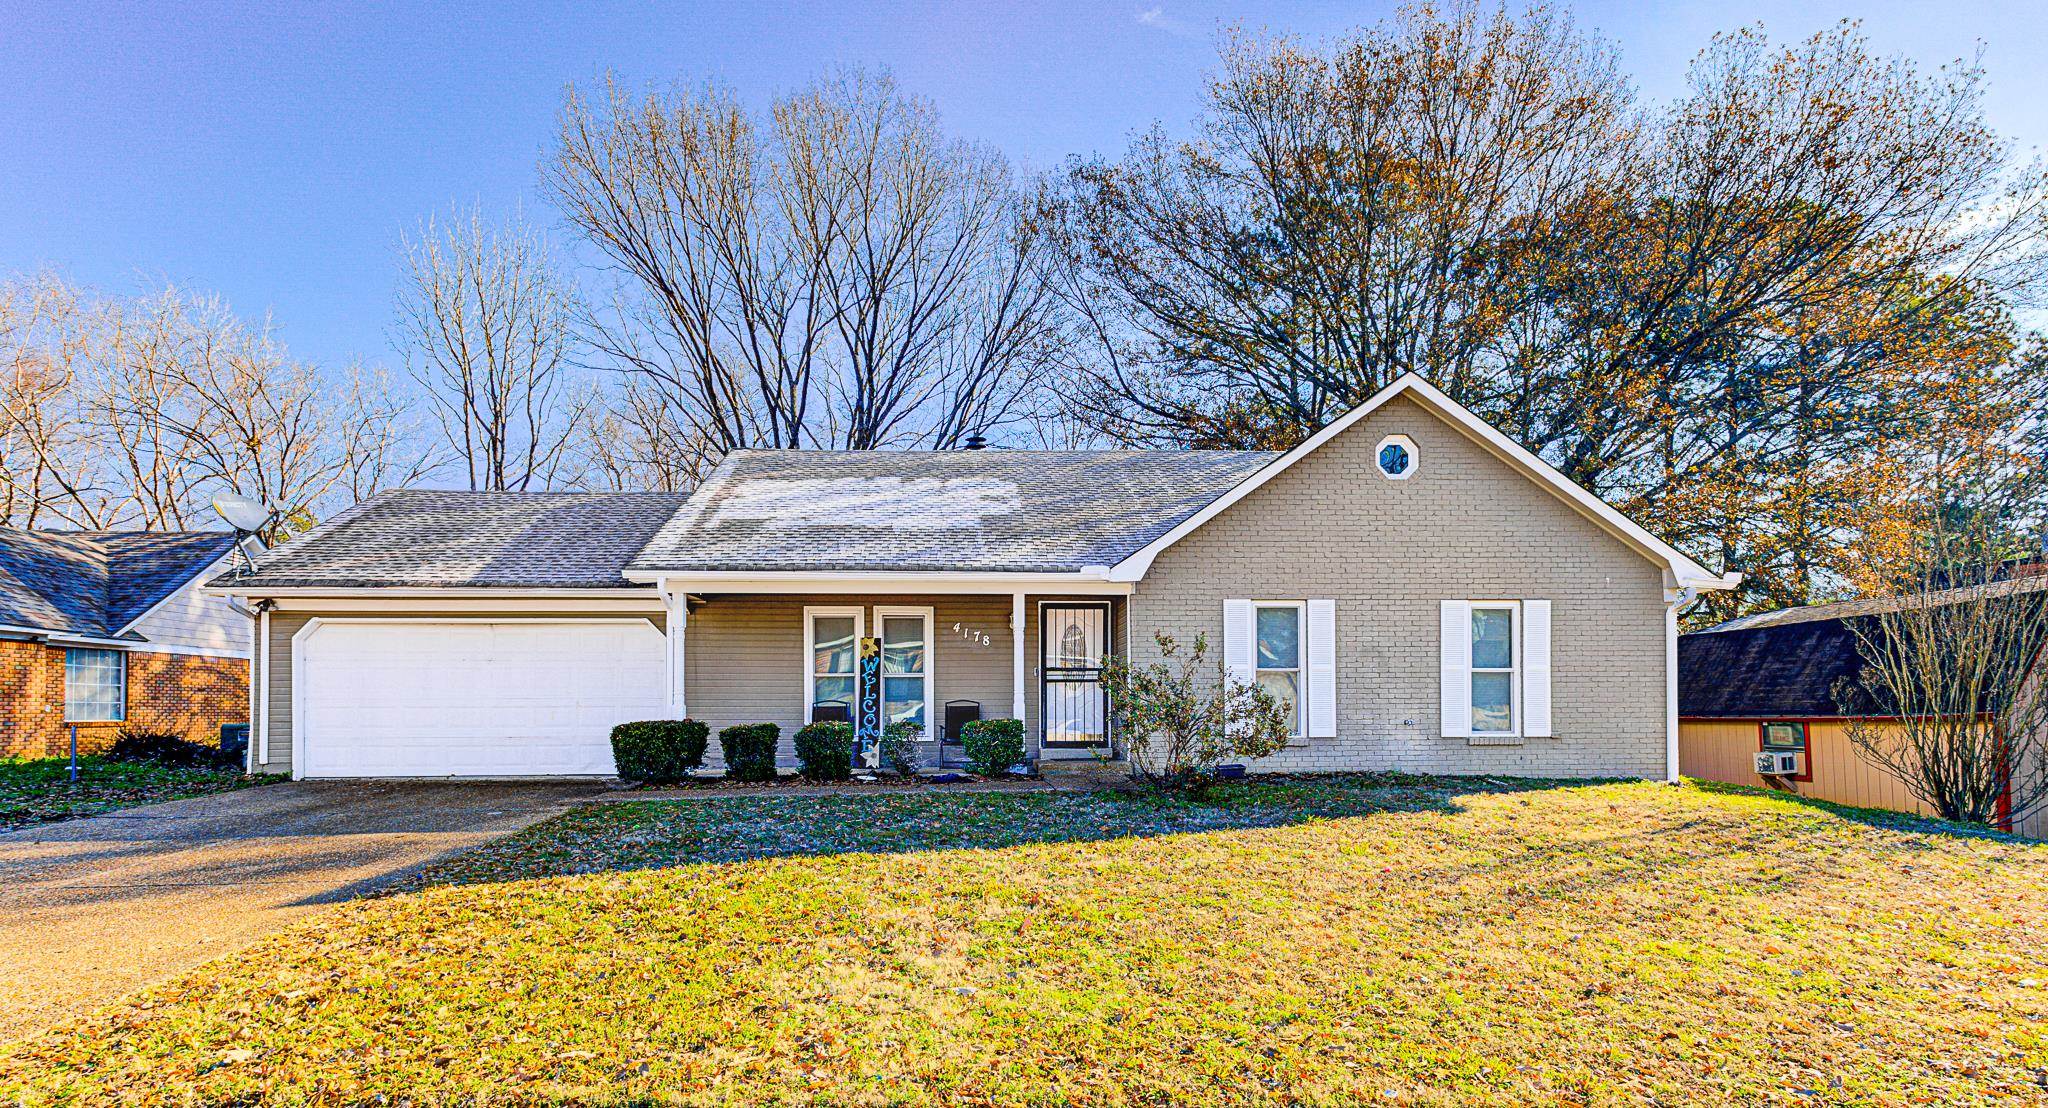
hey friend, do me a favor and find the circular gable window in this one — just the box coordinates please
[1375,434,1418,480]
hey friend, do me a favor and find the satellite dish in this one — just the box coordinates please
[211,492,271,533]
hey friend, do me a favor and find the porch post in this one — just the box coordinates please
[1011,591,1027,722]
[666,586,688,719]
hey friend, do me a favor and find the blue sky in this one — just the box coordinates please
[4,1,2046,371]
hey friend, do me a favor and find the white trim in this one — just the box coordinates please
[632,570,1132,596]
[1664,585,1687,784]
[803,606,865,724]
[288,616,661,781]
[110,550,239,639]
[245,607,258,774]
[874,605,936,735]
[665,588,687,719]
[1010,592,1026,720]
[1108,373,1740,591]
[205,585,662,602]
[256,608,271,767]
[1374,434,1419,480]
[256,596,662,615]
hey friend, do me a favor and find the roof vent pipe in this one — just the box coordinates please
[962,433,989,450]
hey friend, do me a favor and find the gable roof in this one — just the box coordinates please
[1680,574,2048,718]
[628,449,1276,575]
[1105,373,1739,590]
[209,489,694,591]
[0,528,238,640]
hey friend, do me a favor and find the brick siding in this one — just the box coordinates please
[0,640,248,759]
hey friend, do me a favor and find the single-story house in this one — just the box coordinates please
[0,528,250,759]
[1679,578,2048,838]
[207,374,1738,781]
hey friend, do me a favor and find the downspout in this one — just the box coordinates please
[252,600,273,772]
[1663,582,1695,786]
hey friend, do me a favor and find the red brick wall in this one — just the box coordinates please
[0,642,248,760]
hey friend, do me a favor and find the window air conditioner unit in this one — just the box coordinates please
[1755,750,1803,777]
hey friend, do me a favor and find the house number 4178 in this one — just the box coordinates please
[952,622,993,647]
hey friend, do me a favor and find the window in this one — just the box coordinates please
[806,608,862,717]
[1469,604,1518,734]
[1375,434,1418,480]
[1254,602,1305,736]
[64,648,126,722]
[1760,720,1811,781]
[876,607,933,731]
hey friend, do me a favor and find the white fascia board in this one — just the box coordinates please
[630,569,1134,596]
[202,585,662,601]
[31,629,249,659]
[1108,372,1740,592]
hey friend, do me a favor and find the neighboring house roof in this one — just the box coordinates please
[209,489,695,590]
[0,528,238,640]
[628,450,1277,574]
[1107,373,1739,590]
[1679,574,2048,718]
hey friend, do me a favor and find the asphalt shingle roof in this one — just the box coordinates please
[0,528,237,639]
[1680,573,2048,718]
[210,489,694,590]
[628,449,1278,574]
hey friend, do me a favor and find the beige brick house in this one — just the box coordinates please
[0,529,249,759]
[211,374,1737,780]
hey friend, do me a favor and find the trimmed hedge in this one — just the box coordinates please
[880,720,923,777]
[105,728,236,769]
[962,718,1025,776]
[609,719,709,784]
[793,721,856,781]
[718,723,781,782]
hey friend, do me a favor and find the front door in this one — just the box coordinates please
[1041,603,1110,749]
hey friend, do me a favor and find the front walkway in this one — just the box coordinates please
[0,780,602,1044]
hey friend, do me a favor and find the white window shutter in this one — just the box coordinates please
[1305,599,1336,738]
[1439,600,1472,738]
[1222,600,1255,688]
[1523,600,1552,737]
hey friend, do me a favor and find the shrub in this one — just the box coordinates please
[880,720,924,777]
[104,728,236,769]
[718,723,781,782]
[609,719,709,784]
[961,718,1025,776]
[1101,632,1292,792]
[793,721,856,781]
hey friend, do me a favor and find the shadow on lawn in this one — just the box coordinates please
[1687,777,2042,845]
[392,774,1636,894]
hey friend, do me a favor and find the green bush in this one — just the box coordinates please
[609,720,709,784]
[718,723,781,782]
[793,721,856,781]
[961,718,1025,776]
[880,720,924,777]
[105,728,236,769]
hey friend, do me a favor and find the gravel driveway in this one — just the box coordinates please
[0,780,603,1045]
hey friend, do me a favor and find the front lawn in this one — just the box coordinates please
[0,755,267,832]
[4,777,2045,1105]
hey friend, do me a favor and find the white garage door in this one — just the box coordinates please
[297,620,668,778]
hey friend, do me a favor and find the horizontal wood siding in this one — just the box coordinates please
[1680,719,2046,838]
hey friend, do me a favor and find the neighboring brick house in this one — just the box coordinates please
[211,373,1739,781]
[0,529,250,759]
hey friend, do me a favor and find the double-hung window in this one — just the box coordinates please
[1254,602,1306,737]
[64,648,126,722]
[1468,604,1518,735]
[876,606,933,732]
[806,608,862,717]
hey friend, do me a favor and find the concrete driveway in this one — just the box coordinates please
[0,780,603,1045]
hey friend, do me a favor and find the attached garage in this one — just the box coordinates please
[293,619,667,779]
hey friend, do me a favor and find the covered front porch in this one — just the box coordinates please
[654,576,1130,771]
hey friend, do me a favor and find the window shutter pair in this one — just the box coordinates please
[1438,599,1552,739]
[1221,599,1336,740]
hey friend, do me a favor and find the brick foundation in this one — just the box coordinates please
[0,641,248,759]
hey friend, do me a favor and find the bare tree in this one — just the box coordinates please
[577,379,716,492]
[0,274,431,536]
[396,207,587,490]
[546,68,1062,459]
[1838,517,2048,828]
